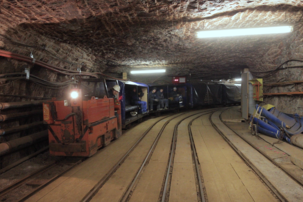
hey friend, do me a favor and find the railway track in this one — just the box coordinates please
[80,113,181,202]
[211,109,303,202]
[159,112,210,202]
[187,114,207,202]
[80,109,280,202]
[0,157,83,202]
[22,108,291,202]
[81,109,216,202]
[81,111,196,201]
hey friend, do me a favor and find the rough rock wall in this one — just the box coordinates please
[254,20,303,114]
[2,1,303,80]
[0,26,103,102]
[262,66,303,115]
[0,11,103,169]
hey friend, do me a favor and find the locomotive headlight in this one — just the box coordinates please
[70,91,79,99]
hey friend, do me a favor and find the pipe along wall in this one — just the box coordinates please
[0,130,47,156]
[0,101,46,169]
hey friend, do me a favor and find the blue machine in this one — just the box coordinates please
[251,105,303,143]
[256,105,303,136]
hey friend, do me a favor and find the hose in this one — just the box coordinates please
[251,59,303,78]
[0,33,80,66]
[0,72,75,89]
[56,113,76,121]
[0,49,133,82]
[0,49,98,78]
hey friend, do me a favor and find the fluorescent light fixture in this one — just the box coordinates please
[234,78,242,82]
[196,26,293,38]
[130,69,166,74]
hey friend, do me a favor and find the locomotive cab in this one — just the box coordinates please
[43,79,122,157]
[116,81,149,128]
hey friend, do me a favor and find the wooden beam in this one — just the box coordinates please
[264,80,303,87]
[263,92,303,96]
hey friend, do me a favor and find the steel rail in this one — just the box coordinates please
[119,112,188,202]
[0,160,60,198]
[188,114,208,202]
[0,158,84,202]
[212,109,286,201]
[19,159,83,202]
[81,114,176,202]
[160,109,217,202]
[0,147,49,175]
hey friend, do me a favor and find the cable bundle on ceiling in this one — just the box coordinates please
[0,72,76,89]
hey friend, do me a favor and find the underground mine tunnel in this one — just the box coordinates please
[0,1,303,201]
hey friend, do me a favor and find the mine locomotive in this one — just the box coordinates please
[43,80,121,157]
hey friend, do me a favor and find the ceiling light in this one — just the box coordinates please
[234,78,242,81]
[130,69,166,74]
[196,26,293,38]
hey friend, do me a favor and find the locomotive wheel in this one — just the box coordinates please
[114,129,122,139]
[103,132,111,147]
[126,123,132,129]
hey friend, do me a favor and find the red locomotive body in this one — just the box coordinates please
[43,91,121,157]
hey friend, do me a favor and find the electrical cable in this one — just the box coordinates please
[0,49,131,81]
[0,72,75,89]
[0,34,78,66]
[0,37,129,81]
[0,81,14,87]
[0,49,98,78]
[0,73,26,78]
[251,59,303,78]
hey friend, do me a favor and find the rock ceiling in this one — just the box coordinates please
[1,0,303,80]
